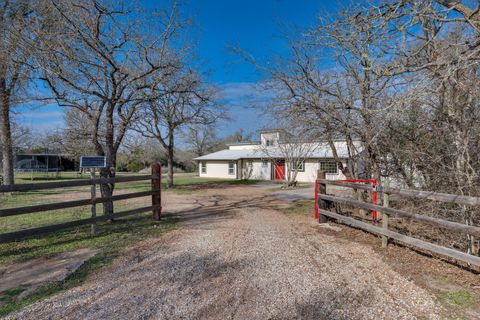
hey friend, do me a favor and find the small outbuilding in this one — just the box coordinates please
[15,154,76,172]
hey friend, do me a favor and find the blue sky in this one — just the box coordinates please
[18,0,333,137]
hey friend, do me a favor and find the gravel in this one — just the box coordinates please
[6,187,441,320]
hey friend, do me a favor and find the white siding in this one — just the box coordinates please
[240,160,271,180]
[228,144,259,150]
[198,160,237,179]
[288,159,348,183]
[199,158,348,182]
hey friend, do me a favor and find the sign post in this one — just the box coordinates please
[90,169,97,236]
[151,163,162,221]
[80,156,107,236]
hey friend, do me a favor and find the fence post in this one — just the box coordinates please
[314,171,319,220]
[152,163,162,221]
[90,169,97,236]
[318,170,328,223]
[372,180,377,221]
[382,178,390,248]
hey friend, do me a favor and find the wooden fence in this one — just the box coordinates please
[314,171,480,267]
[0,163,162,243]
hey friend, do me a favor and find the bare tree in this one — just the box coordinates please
[11,122,32,152]
[233,0,480,253]
[258,0,480,253]
[38,0,183,216]
[60,108,97,161]
[117,134,163,172]
[222,128,254,144]
[134,66,219,188]
[183,125,218,157]
[0,122,32,169]
[0,0,49,184]
[235,39,368,181]
[368,1,480,253]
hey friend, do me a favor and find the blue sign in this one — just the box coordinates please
[80,156,107,168]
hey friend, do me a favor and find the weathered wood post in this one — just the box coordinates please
[318,170,328,223]
[152,163,162,221]
[90,169,97,236]
[382,178,390,248]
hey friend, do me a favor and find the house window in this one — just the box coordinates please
[319,159,337,174]
[294,160,305,172]
[201,162,207,174]
[247,160,253,168]
[262,160,268,167]
[228,162,235,175]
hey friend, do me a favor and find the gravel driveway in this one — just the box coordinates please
[7,186,440,320]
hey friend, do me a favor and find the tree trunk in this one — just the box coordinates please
[100,155,115,218]
[101,107,116,217]
[328,139,354,180]
[0,90,14,185]
[167,145,174,188]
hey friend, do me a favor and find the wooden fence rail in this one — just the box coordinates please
[318,178,480,206]
[318,209,480,267]
[315,172,480,267]
[318,194,480,237]
[0,175,153,193]
[0,190,159,217]
[0,163,162,243]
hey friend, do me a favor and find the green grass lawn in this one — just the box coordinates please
[13,171,155,182]
[0,212,177,316]
[1,173,256,233]
[1,172,178,316]
[13,171,90,183]
[0,172,258,262]
[0,172,258,316]
[115,174,258,193]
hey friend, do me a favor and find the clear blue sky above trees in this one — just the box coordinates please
[20,0,335,136]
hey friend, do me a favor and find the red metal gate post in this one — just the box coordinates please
[314,171,319,220]
[372,180,377,221]
[152,163,162,221]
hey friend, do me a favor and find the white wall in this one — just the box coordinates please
[288,159,348,183]
[199,158,348,182]
[228,144,259,150]
[198,160,237,179]
[240,160,271,180]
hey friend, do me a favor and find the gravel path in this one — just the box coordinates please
[7,187,441,320]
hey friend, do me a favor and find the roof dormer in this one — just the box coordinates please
[260,129,283,147]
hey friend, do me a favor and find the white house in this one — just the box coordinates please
[194,130,361,183]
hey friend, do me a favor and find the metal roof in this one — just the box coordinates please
[194,142,357,161]
[16,154,68,157]
[225,141,261,146]
[194,149,258,161]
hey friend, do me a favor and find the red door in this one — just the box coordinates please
[275,160,285,180]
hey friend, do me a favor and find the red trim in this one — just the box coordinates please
[314,179,319,220]
[274,160,285,180]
